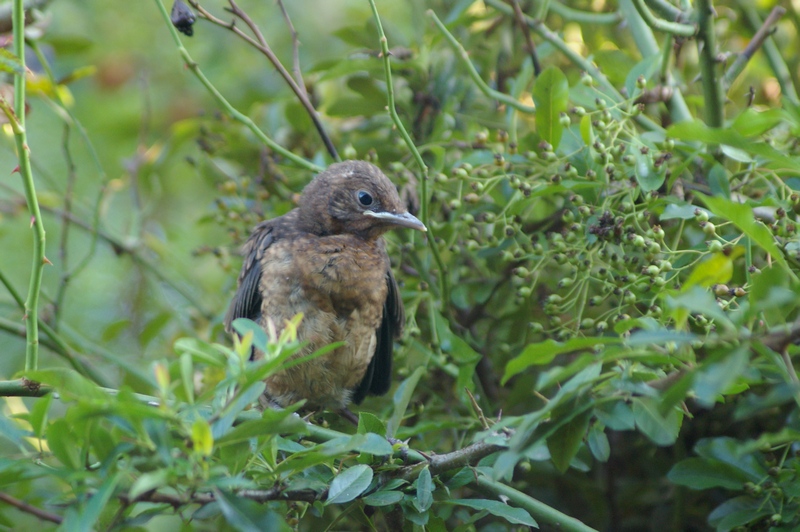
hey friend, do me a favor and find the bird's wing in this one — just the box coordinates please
[224,220,277,333]
[352,269,403,404]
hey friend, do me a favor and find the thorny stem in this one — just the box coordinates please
[153,0,323,173]
[368,1,450,312]
[8,0,46,372]
[696,0,724,129]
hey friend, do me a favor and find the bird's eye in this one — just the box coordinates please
[357,190,374,206]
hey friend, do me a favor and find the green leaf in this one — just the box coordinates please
[667,120,800,172]
[387,366,426,438]
[326,464,373,505]
[173,337,227,368]
[693,346,749,407]
[696,193,795,281]
[594,400,635,431]
[232,318,269,353]
[666,286,735,332]
[215,488,290,532]
[707,163,730,199]
[0,49,23,74]
[503,337,620,384]
[708,496,773,530]
[129,470,169,500]
[45,418,80,469]
[362,490,404,507]
[547,408,591,472]
[216,407,306,447]
[447,499,537,527]
[434,312,481,363]
[632,397,681,446]
[580,114,594,146]
[71,473,120,531]
[192,417,214,457]
[179,352,195,404]
[732,108,785,137]
[634,148,662,192]
[355,433,393,456]
[414,466,433,512]
[587,423,610,463]
[533,66,569,149]
[212,382,267,439]
[26,368,106,402]
[28,392,52,439]
[667,458,753,490]
[140,311,171,348]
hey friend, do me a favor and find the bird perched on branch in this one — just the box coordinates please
[225,160,426,412]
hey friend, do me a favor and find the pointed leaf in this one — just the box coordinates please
[326,464,373,505]
[533,66,569,149]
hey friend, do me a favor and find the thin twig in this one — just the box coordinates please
[53,123,75,329]
[0,491,62,524]
[722,6,786,89]
[28,40,108,295]
[465,388,491,430]
[1,186,216,321]
[154,0,323,172]
[276,0,305,92]
[507,0,541,75]
[737,1,798,104]
[189,0,338,161]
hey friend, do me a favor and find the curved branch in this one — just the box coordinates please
[189,0,339,161]
[631,0,696,36]
[153,0,323,173]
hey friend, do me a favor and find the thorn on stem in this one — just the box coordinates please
[30,216,35,228]
[11,165,19,174]
[42,256,53,266]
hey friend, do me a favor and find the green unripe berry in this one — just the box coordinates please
[694,208,709,222]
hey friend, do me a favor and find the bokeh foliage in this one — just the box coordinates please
[3,0,800,530]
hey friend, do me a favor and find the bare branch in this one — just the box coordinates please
[189,0,339,160]
[0,492,62,524]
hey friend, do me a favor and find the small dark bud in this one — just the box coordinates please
[171,0,196,36]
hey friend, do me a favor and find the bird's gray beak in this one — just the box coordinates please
[364,210,427,232]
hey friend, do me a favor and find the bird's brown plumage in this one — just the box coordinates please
[224,161,425,410]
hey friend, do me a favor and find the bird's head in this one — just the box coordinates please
[298,161,427,239]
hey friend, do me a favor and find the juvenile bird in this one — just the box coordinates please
[225,160,426,412]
